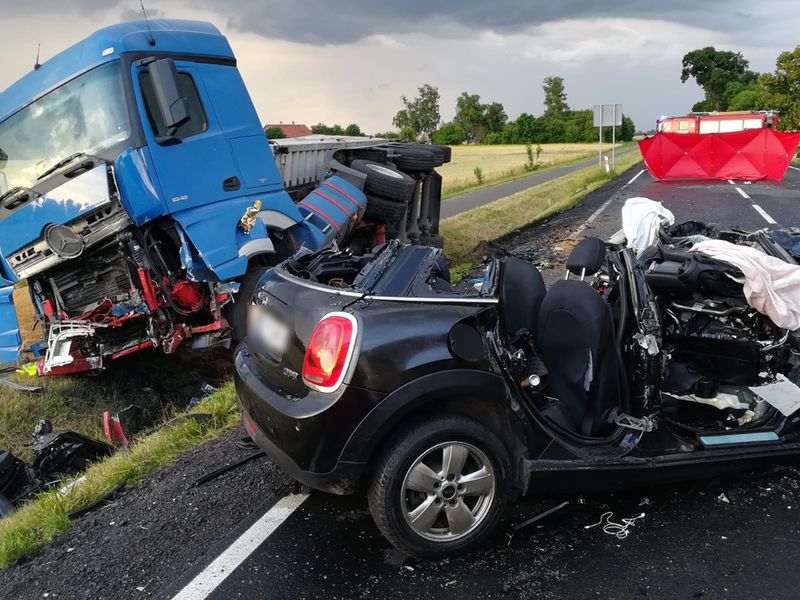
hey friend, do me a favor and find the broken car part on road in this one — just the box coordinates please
[235,199,800,558]
[0,420,112,518]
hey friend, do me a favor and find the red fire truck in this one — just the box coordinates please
[656,111,779,134]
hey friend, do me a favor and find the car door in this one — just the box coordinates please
[132,60,244,213]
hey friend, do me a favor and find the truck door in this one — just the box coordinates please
[0,276,21,364]
[132,60,244,213]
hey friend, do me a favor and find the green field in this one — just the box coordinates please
[438,143,623,197]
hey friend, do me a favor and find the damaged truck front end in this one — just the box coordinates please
[0,20,448,375]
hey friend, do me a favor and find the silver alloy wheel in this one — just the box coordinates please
[366,164,403,179]
[400,441,496,542]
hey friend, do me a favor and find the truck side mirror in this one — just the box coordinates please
[149,58,190,138]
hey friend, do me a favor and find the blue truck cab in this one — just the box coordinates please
[0,19,448,374]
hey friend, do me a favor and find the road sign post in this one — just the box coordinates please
[593,104,623,170]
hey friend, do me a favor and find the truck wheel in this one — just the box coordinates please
[393,148,436,172]
[351,160,415,202]
[230,266,269,343]
[367,414,511,558]
[364,194,408,225]
[432,145,452,163]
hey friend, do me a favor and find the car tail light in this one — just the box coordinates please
[302,312,358,392]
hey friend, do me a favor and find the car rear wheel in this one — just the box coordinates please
[367,415,510,558]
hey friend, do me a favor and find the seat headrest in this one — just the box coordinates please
[566,237,606,276]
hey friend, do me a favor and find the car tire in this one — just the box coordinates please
[393,147,437,172]
[364,194,408,225]
[229,266,269,343]
[350,160,416,202]
[367,414,511,558]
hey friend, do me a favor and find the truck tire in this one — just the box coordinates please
[368,414,511,558]
[230,266,269,343]
[350,160,415,202]
[432,145,452,163]
[393,148,436,172]
[364,194,408,225]
[427,146,445,167]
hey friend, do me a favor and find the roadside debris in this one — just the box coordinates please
[103,412,130,448]
[0,420,113,518]
[584,511,646,539]
[512,500,571,532]
[0,378,41,393]
[190,449,266,487]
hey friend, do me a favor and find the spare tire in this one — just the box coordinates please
[393,147,436,172]
[351,160,415,202]
[427,146,445,167]
[364,194,408,225]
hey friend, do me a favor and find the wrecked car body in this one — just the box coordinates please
[0,20,449,375]
[235,212,800,558]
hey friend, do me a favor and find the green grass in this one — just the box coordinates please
[0,384,239,568]
[440,151,642,266]
[439,143,631,199]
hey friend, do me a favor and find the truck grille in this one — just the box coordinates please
[8,205,131,279]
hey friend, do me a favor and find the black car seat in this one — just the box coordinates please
[537,238,622,436]
[498,256,547,344]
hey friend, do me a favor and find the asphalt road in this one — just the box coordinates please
[160,167,800,600]
[440,146,638,219]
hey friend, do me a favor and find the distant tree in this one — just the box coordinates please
[393,84,441,140]
[680,47,757,111]
[431,122,466,145]
[399,126,417,142]
[620,115,636,141]
[374,130,400,139]
[311,123,346,135]
[484,102,508,134]
[761,47,800,130]
[264,126,285,139]
[344,123,363,136]
[454,92,487,142]
[727,83,768,111]
[542,76,569,118]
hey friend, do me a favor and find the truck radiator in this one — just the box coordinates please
[47,247,135,316]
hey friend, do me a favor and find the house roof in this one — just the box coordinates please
[265,123,313,138]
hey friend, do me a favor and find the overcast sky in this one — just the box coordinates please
[2,1,798,134]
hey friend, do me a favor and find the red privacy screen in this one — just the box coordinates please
[638,130,800,181]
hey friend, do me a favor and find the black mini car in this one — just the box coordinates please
[235,230,800,557]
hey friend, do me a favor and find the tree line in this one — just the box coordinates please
[680,46,800,129]
[392,77,635,145]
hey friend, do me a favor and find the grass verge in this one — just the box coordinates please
[441,151,642,266]
[0,383,239,568]
[440,143,633,200]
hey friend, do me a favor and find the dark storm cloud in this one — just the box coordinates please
[205,0,755,44]
[16,0,766,44]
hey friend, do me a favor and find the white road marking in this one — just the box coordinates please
[735,187,751,200]
[171,493,309,600]
[728,179,736,185]
[573,195,617,238]
[788,165,800,171]
[624,169,645,187]
[752,204,777,225]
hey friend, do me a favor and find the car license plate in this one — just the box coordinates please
[248,306,290,354]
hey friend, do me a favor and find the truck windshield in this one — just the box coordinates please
[0,61,130,193]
